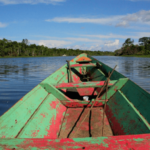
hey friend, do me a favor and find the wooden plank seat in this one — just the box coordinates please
[55,80,117,89]
[70,63,97,68]
[40,79,127,102]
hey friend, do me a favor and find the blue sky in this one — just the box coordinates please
[0,0,150,51]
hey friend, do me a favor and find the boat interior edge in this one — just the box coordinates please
[0,53,150,139]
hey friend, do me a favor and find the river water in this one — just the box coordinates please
[0,56,150,116]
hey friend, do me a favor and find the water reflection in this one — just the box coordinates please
[0,56,150,116]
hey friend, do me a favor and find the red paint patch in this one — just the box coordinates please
[61,89,67,93]
[44,99,66,139]
[77,87,95,96]
[1,135,5,138]
[105,105,126,135]
[70,63,95,68]
[50,100,59,109]
[63,101,104,108]
[60,138,74,143]
[73,74,80,82]
[40,113,46,118]
[2,134,150,149]
[55,81,112,89]
[31,130,39,138]
[79,67,82,74]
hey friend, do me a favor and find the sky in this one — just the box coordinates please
[0,0,150,51]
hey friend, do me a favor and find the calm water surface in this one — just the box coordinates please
[0,56,150,116]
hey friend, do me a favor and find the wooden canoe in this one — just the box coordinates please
[0,53,150,149]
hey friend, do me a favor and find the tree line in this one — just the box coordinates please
[114,37,150,56]
[0,38,114,57]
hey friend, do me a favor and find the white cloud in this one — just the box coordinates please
[82,34,132,39]
[31,31,150,51]
[115,21,128,27]
[29,39,72,48]
[46,10,150,27]
[89,45,102,51]
[66,44,102,51]
[104,40,119,47]
[120,10,150,26]
[0,0,65,5]
[64,37,103,43]
[102,40,120,51]
[0,22,7,28]
[46,16,123,25]
[135,32,150,37]
[29,37,120,51]
[68,44,87,50]
[81,32,150,40]
[32,35,104,43]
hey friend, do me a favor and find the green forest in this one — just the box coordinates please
[1,37,150,57]
[114,37,150,56]
[0,38,114,57]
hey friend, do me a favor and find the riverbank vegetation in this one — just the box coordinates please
[114,37,150,56]
[1,37,150,58]
[0,38,114,57]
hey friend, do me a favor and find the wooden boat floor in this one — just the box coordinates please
[58,107,113,138]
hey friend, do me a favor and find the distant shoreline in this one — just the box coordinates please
[0,55,115,59]
[119,55,150,57]
[1,55,150,59]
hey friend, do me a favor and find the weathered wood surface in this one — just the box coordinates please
[66,60,73,83]
[40,83,73,101]
[61,100,108,108]
[0,85,41,120]
[100,78,128,100]
[18,94,66,138]
[59,107,113,138]
[121,79,150,124]
[76,87,96,96]
[88,54,126,80]
[0,134,150,149]
[87,66,107,81]
[70,63,96,68]
[106,90,150,135]
[0,85,48,138]
[42,64,68,84]
[55,80,117,89]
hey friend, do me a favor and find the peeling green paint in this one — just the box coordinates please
[133,138,144,142]
[40,83,70,101]
[101,78,128,100]
[73,137,109,147]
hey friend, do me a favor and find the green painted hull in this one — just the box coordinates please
[0,53,150,149]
